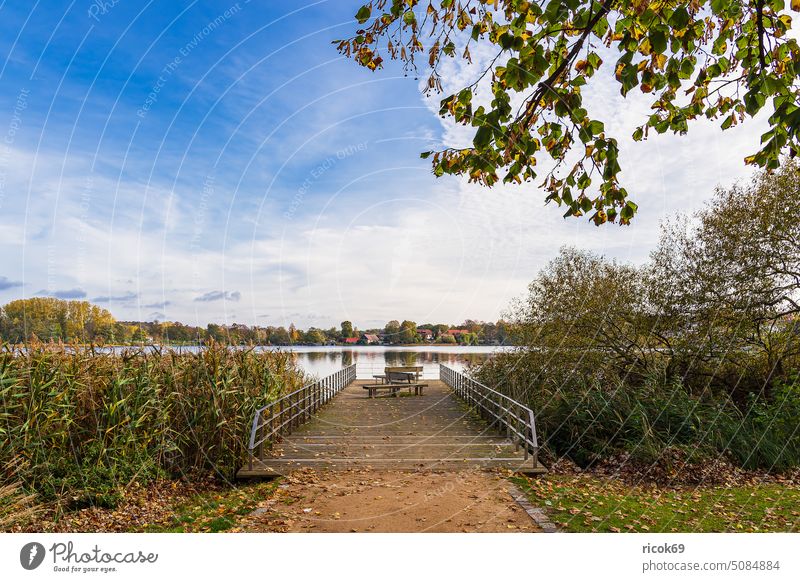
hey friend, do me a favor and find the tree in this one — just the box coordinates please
[288,323,300,343]
[207,323,227,343]
[384,320,401,343]
[399,320,419,343]
[511,246,651,381]
[341,320,354,339]
[647,159,800,393]
[431,323,450,337]
[304,328,327,345]
[0,298,116,343]
[338,0,800,224]
[270,327,291,345]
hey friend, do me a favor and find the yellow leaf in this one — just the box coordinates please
[792,0,800,11]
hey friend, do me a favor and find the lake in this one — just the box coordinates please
[266,345,510,379]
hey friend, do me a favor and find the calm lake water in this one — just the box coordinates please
[261,345,510,379]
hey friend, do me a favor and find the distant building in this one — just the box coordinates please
[416,328,434,341]
[362,333,380,344]
[344,337,359,344]
[448,329,470,337]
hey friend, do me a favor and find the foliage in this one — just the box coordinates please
[646,160,800,395]
[475,163,800,469]
[399,320,419,343]
[338,0,800,224]
[0,298,116,343]
[0,344,304,509]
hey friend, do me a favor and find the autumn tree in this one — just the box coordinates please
[338,0,800,224]
[0,298,116,343]
[269,327,291,345]
[304,328,327,344]
[647,159,800,393]
[341,320,354,339]
[384,319,402,343]
[399,320,419,343]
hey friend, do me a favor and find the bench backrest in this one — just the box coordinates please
[385,366,423,374]
[386,371,413,382]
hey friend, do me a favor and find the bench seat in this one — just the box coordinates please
[362,382,428,398]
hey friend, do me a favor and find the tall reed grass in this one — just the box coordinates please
[0,343,304,509]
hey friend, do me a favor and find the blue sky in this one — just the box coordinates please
[0,1,786,329]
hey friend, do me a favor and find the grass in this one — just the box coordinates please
[511,474,800,532]
[142,480,281,533]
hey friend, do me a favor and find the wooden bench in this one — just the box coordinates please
[362,383,405,398]
[363,370,428,398]
[385,366,423,380]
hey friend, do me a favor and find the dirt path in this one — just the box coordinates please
[237,468,539,532]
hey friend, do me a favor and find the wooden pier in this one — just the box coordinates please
[238,374,546,478]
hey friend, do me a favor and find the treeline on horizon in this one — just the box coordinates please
[0,298,515,346]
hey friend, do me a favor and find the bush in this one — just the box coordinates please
[474,354,800,471]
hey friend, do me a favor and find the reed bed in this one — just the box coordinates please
[0,343,304,509]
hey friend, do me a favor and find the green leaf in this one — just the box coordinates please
[474,125,493,149]
[355,5,371,24]
[669,7,690,29]
[650,30,667,54]
[587,120,605,135]
[721,115,734,130]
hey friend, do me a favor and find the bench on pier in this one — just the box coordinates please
[362,378,428,398]
[365,367,427,398]
[372,366,423,384]
[387,366,422,380]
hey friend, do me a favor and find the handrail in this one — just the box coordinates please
[439,364,539,468]
[247,364,356,469]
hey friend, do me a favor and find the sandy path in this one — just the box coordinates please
[238,468,539,532]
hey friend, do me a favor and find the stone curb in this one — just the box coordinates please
[508,483,559,532]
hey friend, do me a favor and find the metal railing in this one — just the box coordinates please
[440,364,539,467]
[247,364,356,469]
